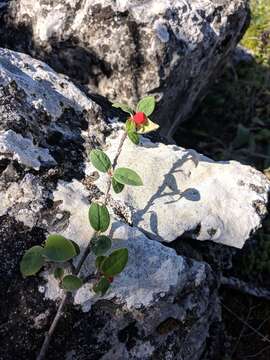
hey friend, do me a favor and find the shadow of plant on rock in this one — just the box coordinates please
[133,152,201,238]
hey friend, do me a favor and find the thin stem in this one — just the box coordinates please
[36,131,128,360]
[36,294,68,360]
[104,131,127,203]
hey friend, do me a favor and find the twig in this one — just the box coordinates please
[221,276,270,301]
[232,302,252,355]
[246,344,270,358]
[255,314,270,332]
[36,131,128,360]
[221,302,270,344]
[36,294,68,360]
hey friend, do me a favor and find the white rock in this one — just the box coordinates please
[43,179,209,316]
[0,173,44,228]
[39,178,218,360]
[0,129,56,170]
[75,222,187,312]
[0,48,221,359]
[88,130,270,249]
[0,48,98,119]
[0,47,268,251]
[1,0,249,137]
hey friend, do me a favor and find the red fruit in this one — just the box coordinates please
[133,112,147,125]
[108,276,114,283]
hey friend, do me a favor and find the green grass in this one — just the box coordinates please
[242,0,270,64]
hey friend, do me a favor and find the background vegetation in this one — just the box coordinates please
[175,1,270,358]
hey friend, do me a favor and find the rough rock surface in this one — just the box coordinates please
[231,45,254,65]
[0,0,249,137]
[43,179,219,360]
[89,130,270,249]
[0,48,222,359]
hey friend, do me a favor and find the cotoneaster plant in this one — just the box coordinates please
[20,96,159,360]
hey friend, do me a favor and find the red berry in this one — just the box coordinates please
[108,276,114,283]
[133,112,147,125]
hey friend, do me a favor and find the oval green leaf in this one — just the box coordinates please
[89,203,110,232]
[125,118,136,133]
[101,248,128,276]
[20,245,45,277]
[127,131,140,145]
[112,177,124,194]
[136,96,155,116]
[93,276,111,296]
[112,102,134,115]
[43,235,77,262]
[54,267,64,280]
[89,149,111,173]
[93,236,112,256]
[113,168,143,186]
[95,255,107,270]
[62,275,83,291]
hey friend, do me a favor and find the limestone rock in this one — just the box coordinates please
[89,130,270,249]
[1,0,249,136]
[41,179,219,360]
[0,129,56,170]
[0,48,221,359]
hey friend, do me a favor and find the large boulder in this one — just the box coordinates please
[0,0,249,137]
[0,46,269,359]
[42,179,220,360]
[90,131,270,249]
[0,47,222,359]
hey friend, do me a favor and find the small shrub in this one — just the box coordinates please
[20,96,159,359]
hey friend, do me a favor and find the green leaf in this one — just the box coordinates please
[136,96,155,116]
[95,255,107,270]
[101,248,128,276]
[54,267,64,280]
[89,203,110,232]
[112,102,134,115]
[70,240,80,256]
[113,168,143,186]
[125,116,141,144]
[20,246,45,277]
[112,177,124,194]
[125,118,136,133]
[93,236,112,256]
[62,275,83,291]
[93,276,111,296]
[127,131,140,145]
[43,235,77,262]
[89,149,111,173]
